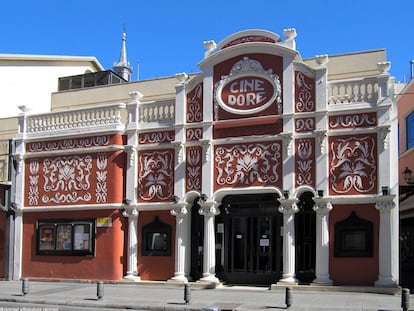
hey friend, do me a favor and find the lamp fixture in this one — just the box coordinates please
[403,167,414,184]
[282,190,289,199]
[381,186,390,196]
[171,195,179,203]
[199,194,208,202]
[317,189,324,197]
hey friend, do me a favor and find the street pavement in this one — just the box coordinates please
[0,280,410,311]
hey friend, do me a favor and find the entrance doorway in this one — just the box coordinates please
[216,194,282,285]
[295,191,316,284]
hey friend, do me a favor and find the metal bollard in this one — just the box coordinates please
[22,279,29,295]
[97,281,104,300]
[402,288,410,311]
[285,286,292,308]
[184,284,191,304]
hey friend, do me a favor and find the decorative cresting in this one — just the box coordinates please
[214,57,282,115]
[329,134,377,194]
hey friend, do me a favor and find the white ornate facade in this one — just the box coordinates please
[8,29,399,287]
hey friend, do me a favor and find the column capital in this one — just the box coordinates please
[278,198,299,215]
[375,196,396,212]
[199,202,220,217]
[170,204,189,218]
[122,208,138,219]
[313,197,333,214]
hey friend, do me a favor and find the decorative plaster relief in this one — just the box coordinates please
[27,135,110,152]
[295,71,315,113]
[138,131,175,144]
[295,138,315,187]
[138,149,174,202]
[329,112,377,129]
[186,128,203,141]
[214,141,282,189]
[329,135,377,195]
[186,83,203,123]
[186,146,202,192]
[28,153,109,205]
[295,117,315,132]
[214,57,282,115]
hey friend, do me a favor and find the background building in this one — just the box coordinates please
[397,76,414,290]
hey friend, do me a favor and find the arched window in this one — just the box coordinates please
[407,111,414,150]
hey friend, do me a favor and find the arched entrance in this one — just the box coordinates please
[295,191,316,284]
[215,193,282,285]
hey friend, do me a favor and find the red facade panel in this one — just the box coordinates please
[329,134,378,195]
[295,71,315,113]
[186,146,202,192]
[22,210,125,280]
[295,137,316,187]
[137,149,175,203]
[214,141,282,190]
[329,204,379,285]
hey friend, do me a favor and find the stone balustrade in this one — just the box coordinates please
[21,103,125,136]
[138,100,175,124]
[328,77,379,105]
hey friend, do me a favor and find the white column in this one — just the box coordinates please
[12,140,25,280]
[278,198,299,284]
[122,208,140,280]
[198,202,220,283]
[375,196,397,287]
[169,204,190,282]
[312,198,333,285]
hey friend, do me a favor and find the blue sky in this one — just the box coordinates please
[1,0,413,83]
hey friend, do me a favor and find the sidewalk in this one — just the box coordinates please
[0,280,408,311]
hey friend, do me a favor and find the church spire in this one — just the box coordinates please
[113,27,133,81]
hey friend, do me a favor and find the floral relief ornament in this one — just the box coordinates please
[215,142,281,187]
[138,150,174,201]
[41,155,93,204]
[329,136,376,194]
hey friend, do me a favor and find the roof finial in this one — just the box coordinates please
[113,25,133,81]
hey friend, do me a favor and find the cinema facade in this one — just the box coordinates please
[11,29,399,287]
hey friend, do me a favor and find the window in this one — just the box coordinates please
[334,211,373,257]
[142,216,172,256]
[407,111,414,150]
[37,219,95,256]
